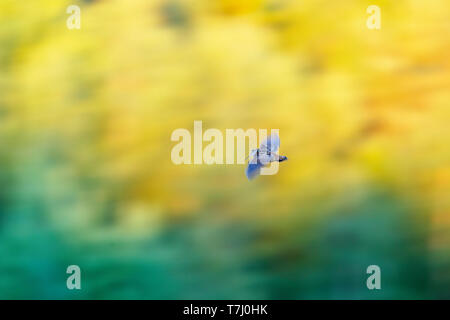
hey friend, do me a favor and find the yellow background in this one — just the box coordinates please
[0,0,448,298]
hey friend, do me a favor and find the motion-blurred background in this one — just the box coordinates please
[0,0,449,299]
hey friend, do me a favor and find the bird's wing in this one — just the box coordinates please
[246,161,264,180]
[260,133,280,153]
[246,149,258,163]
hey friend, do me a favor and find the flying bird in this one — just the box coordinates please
[245,133,288,180]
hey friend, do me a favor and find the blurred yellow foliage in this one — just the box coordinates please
[0,0,449,299]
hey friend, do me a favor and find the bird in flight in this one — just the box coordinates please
[245,133,288,180]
